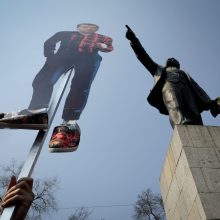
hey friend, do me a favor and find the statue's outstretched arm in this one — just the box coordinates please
[125,25,158,76]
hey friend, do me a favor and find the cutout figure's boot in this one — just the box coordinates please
[0,108,48,130]
[49,121,80,153]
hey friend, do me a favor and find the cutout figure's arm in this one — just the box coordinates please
[125,25,158,76]
[95,35,113,52]
[44,32,63,57]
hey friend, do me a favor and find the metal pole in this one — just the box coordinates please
[0,67,74,220]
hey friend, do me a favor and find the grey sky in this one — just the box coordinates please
[0,1,220,219]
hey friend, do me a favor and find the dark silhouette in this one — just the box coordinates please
[126,25,219,128]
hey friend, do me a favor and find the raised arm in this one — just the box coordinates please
[125,25,158,76]
[44,32,64,57]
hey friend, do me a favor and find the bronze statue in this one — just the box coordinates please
[125,25,219,128]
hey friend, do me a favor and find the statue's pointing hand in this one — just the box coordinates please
[125,25,137,41]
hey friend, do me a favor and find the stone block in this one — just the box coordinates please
[174,125,194,147]
[167,146,176,176]
[173,190,188,220]
[160,126,220,220]
[185,126,214,148]
[188,199,202,220]
[161,156,173,193]
[164,202,172,220]
[199,192,220,219]
[170,127,184,164]
[188,195,206,220]
[175,149,189,190]
[160,168,169,202]
[181,170,197,214]
[208,126,220,149]
[191,168,209,193]
[184,147,220,168]
[202,168,220,192]
[194,195,206,220]
[165,175,180,218]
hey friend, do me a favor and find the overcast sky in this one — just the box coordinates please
[0,1,220,219]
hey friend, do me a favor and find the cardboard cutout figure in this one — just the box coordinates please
[125,25,219,128]
[0,23,113,152]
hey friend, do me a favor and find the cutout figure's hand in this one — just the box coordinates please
[95,43,108,51]
[125,25,137,41]
[1,176,34,220]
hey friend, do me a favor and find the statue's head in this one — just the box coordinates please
[166,58,180,69]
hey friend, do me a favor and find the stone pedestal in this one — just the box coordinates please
[160,125,220,220]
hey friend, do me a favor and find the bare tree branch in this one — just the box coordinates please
[0,160,59,220]
[133,188,165,220]
[68,207,93,220]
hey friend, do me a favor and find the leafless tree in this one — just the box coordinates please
[0,160,59,220]
[68,207,93,220]
[0,159,22,190]
[133,188,165,220]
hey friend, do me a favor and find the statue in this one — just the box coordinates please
[125,25,219,128]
